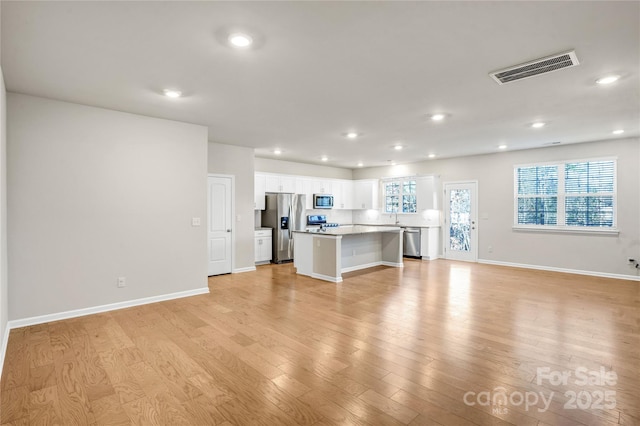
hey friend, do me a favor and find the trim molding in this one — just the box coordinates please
[8,287,210,329]
[0,322,10,380]
[341,262,382,273]
[233,266,257,274]
[478,259,640,282]
[312,273,343,283]
[342,260,404,273]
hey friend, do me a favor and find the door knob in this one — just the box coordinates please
[226,229,231,233]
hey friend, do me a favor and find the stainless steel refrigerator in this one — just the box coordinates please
[261,193,306,263]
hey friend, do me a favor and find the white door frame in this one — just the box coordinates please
[443,180,478,262]
[208,173,235,273]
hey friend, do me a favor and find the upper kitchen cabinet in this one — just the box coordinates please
[312,179,333,195]
[353,179,379,209]
[333,180,353,209]
[254,173,267,210]
[416,175,440,210]
[295,177,314,209]
[265,174,295,193]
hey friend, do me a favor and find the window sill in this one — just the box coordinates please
[512,225,619,236]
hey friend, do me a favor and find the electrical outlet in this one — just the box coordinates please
[487,245,493,253]
[117,277,126,288]
[192,217,201,227]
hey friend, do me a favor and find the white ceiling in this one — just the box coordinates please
[2,1,639,169]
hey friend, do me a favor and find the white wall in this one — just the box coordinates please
[354,138,640,277]
[255,157,353,179]
[0,67,7,367]
[8,94,209,320]
[208,142,255,271]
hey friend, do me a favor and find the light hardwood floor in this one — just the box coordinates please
[1,260,638,425]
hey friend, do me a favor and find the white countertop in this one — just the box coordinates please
[355,223,440,228]
[295,225,402,236]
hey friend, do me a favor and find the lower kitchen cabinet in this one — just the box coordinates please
[255,229,272,264]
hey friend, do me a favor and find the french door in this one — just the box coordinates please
[444,182,478,262]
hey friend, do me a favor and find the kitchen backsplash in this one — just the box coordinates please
[255,208,440,228]
[352,209,441,227]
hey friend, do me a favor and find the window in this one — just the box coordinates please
[384,179,417,213]
[514,159,616,230]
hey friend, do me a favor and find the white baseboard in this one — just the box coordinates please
[312,273,343,283]
[478,259,640,282]
[342,260,404,274]
[0,321,10,380]
[341,262,382,273]
[422,255,441,260]
[233,266,257,274]
[7,287,210,330]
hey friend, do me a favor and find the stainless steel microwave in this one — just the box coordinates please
[313,194,334,209]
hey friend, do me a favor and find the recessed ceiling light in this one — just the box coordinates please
[531,122,546,128]
[596,75,620,85]
[430,113,446,121]
[612,129,624,135]
[346,132,359,139]
[321,156,328,162]
[428,154,436,159]
[229,33,253,48]
[274,149,282,155]
[394,145,403,151]
[391,161,397,166]
[498,144,508,150]
[357,162,363,167]
[163,89,182,98]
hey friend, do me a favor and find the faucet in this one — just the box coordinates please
[394,212,400,225]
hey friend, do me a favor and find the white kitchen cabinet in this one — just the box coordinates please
[295,177,314,209]
[254,173,266,210]
[334,180,353,209]
[420,227,440,260]
[416,175,440,211]
[265,174,295,193]
[312,179,333,195]
[255,229,272,264]
[353,179,379,209]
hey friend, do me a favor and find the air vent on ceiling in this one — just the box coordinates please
[490,50,579,85]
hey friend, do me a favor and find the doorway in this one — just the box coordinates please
[208,175,233,275]
[444,181,478,262]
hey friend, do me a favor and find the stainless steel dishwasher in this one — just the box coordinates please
[403,227,421,258]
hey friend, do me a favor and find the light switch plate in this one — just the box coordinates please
[192,217,201,226]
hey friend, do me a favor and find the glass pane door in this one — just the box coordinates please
[444,182,477,261]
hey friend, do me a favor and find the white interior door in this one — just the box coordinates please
[208,176,232,275]
[444,182,478,262]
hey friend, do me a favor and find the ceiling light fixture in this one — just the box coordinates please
[357,162,363,167]
[346,132,359,139]
[431,113,446,121]
[163,89,182,98]
[531,122,546,128]
[321,156,328,162]
[428,154,436,159]
[394,145,403,150]
[498,144,508,150]
[274,149,282,155]
[229,33,253,48]
[596,75,620,85]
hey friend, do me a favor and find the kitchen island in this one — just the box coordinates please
[293,225,404,283]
